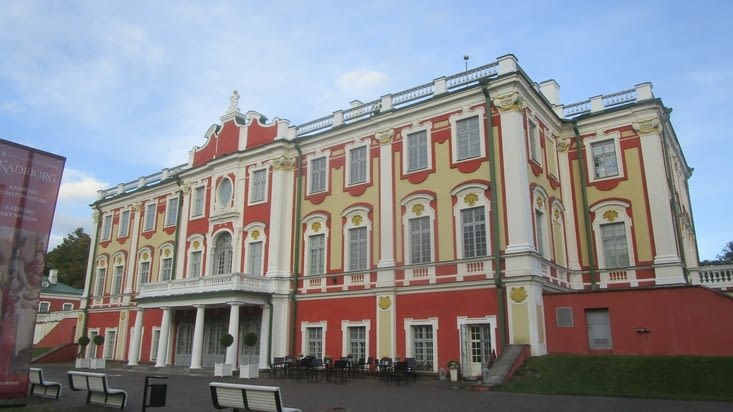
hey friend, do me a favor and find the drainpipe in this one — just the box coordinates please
[572,123,598,290]
[289,143,304,356]
[480,80,507,349]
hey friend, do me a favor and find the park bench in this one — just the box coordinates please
[67,370,127,409]
[28,367,62,399]
[210,382,301,412]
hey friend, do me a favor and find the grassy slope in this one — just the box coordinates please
[497,355,733,402]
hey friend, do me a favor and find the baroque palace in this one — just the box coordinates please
[75,54,732,379]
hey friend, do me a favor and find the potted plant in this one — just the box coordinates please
[447,360,459,382]
[239,331,259,379]
[90,335,106,369]
[75,336,91,368]
[214,333,234,377]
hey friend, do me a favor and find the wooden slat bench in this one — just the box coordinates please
[28,367,62,399]
[210,382,301,412]
[67,370,127,409]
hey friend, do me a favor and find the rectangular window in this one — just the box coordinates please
[95,268,107,296]
[535,210,546,257]
[247,242,263,276]
[103,330,116,359]
[412,325,434,370]
[192,186,205,217]
[144,202,156,231]
[165,197,178,227]
[409,216,431,264]
[189,251,202,278]
[348,227,368,271]
[251,169,267,202]
[462,207,487,258]
[62,303,74,311]
[88,330,99,358]
[161,257,173,281]
[407,131,428,171]
[556,307,573,328]
[528,120,540,162]
[38,301,50,313]
[306,327,323,359]
[150,328,160,361]
[348,326,366,361]
[118,210,130,237]
[586,309,612,350]
[111,265,124,295]
[310,157,327,193]
[139,261,150,284]
[349,146,367,185]
[600,222,629,267]
[591,140,619,179]
[457,116,481,160]
[101,215,113,240]
[308,234,325,275]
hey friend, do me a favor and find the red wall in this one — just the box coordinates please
[544,286,733,355]
[36,317,77,348]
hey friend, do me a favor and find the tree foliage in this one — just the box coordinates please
[45,227,91,289]
[717,241,733,264]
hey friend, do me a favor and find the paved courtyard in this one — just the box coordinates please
[15,363,733,412]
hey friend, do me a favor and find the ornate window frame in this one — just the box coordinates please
[449,107,486,163]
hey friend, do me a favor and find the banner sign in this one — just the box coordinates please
[0,139,65,404]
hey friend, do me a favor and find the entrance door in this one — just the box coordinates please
[174,323,193,366]
[462,324,492,377]
[586,309,612,350]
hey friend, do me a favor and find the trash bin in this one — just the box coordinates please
[143,375,168,412]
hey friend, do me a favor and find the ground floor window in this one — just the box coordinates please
[150,328,160,361]
[412,325,434,371]
[104,330,117,359]
[347,326,366,361]
[306,327,323,359]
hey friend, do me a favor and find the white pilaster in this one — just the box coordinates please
[123,205,142,295]
[557,138,581,271]
[190,305,206,369]
[155,307,172,367]
[176,188,191,279]
[267,158,296,277]
[378,131,396,268]
[259,303,271,369]
[126,309,144,366]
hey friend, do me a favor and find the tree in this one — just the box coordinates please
[716,241,733,264]
[45,227,91,289]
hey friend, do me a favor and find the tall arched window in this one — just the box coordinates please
[213,232,233,275]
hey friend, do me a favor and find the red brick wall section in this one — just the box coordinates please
[544,286,733,356]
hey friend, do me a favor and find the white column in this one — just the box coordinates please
[378,131,396,268]
[225,303,241,366]
[189,305,206,369]
[259,303,271,369]
[126,309,144,366]
[123,204,143,294]
[155,307,172,367]
[266,158,296,277]
[557,140,581,271]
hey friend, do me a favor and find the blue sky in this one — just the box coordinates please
[1,1,731,261]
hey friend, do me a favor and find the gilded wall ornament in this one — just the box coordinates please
[412,203,425,216]
[311,222,322,232]
[375,128,395,145]
[142,252,149,260]
[603,210,619,222]
[192,240,200,249]
[378,296,392,310]
[252,229,260,240]
[464,193,478,206]
[164,249,171,257]
[493,92,521,113]
[536,197,544,209]
[352,215,362,226]
[510,286,528,303]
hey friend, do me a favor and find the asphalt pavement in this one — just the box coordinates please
[15,363,733,412]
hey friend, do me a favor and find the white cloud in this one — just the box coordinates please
[336,70,389,99]
[58,169,108,201]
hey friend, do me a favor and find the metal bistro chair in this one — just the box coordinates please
[332,359,350,384]
[405,357,417,383]
[392,361,410,385]
[377,357,393,384]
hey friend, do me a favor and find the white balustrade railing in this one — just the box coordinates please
[137,273,272,299]
[690,265,733,289]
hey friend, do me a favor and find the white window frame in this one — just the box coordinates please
[38,301,51,313]
[533,188,550,259]
[103,328,117,360]
[118,209,130,238]
[244,223,267,276]
[585,131,624,182]
[189,250,203,278]
[404,317,438,372]
[62,302,74,311]
[101,214,113,241]
[402,122,432,173]
[301,320,327,359]
[137,248,152,286]
[341,320,371,360]
[527,117,542,165]
[150,327,161,361]
[590,200,635,269]
[159,246,174,281]
[216,176,234,209]
[304,215,329,277]
[191,185,206,218]
[450,109,486,163]
[342,206,371,272]
[551,201,567,267]
[111,262,124,295]
[165,197,178,227]
[212,231,234,275]
[401,194,435,265]
[346,142,369,186]
[143,201,157,232]
[94,261,107,297]
[88,329,101,359]
[308,152,330,194]
[249,168,268,204]
[451,183,491,260]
